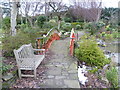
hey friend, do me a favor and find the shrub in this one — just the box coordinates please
[84,22,97,35]
[2,17,11,34]
[76,19,84,22]
[49,19,56,23]
[64,17,72,22]
[112,32,120,38]
[52,16,58,21]
[106,67,118,88]
[17,17,26,24]
[89,67,98,73]
[19,24,27,30]
[95,21,105,29]
[2,26,45,57]
[84,21,105,35]
[22,27,40,34]
[2,17,10,30]
[76,24,81,30]
[75,34,110,67]
[49,19,57,28]
[84,22,91,29]
[62,23,72,31]
[100,32,106,37]
[71,22,80,28]
[71,22,84,29]
[16,17,22,25]
[60,21,66,26]
[0,57,13,74]
[2,32,31,57]
[104,34,113,40]
[43,22,52,28]
[37,16,46,28]
[2,63,13,74]
[43,19,58,29]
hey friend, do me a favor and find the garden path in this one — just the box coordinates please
[12,32,85,88]
[39,37,80,88]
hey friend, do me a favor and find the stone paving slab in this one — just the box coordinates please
[64,79,80,88]
[39,38,80,88]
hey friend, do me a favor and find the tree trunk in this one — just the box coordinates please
[58,20,61,30]
[57,15,61,30]
[96,9,102,22]
[27,16,33,27]
[11,1,18,36]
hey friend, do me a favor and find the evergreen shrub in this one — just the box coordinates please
[75,34,110,67]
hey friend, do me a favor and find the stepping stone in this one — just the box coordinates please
[62,73,69,76]
[47,75,55,79]
[55,76,66,79]
[69,62,78,70]
[41,79,56,87]
[69,74,78,80]
[46,68,61,75]
[55,64,63,67]
[64,79,80,88]
[68,70,78,73]
[55,79,64,87]
[2,73,13,81]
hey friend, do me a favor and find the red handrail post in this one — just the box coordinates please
[70,28,75,56]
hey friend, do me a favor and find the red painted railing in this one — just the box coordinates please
[36,28,60,52]
[70,28,75,56]
[42,33,60,50]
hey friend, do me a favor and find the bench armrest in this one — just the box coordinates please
[33,49,45,51]
[33,49,45,55]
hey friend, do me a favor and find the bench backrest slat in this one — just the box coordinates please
[14,43,35,67]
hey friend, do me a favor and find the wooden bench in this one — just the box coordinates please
[14,43,45,79]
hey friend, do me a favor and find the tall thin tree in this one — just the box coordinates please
[11,0,19,36]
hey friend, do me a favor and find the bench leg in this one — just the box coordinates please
[18,68,21,79]
[34,69,36,79]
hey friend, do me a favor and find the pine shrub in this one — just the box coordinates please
[75,35,110,67]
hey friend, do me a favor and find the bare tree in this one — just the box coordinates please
[48,0,68,21]
[69,0,102,22]
[10,0,45,35]
[48,0,68,29]
[19,0,45,27]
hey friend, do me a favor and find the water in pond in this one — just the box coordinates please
[101,42,119,53]
[100,40,119,64]
[77,39,120,87]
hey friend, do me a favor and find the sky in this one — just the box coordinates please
[102,0,119,8]
[0,0,120,8]
[64,0,120,8]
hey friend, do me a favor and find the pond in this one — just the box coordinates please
[100,39,119,64]
[77,39,120,87]
[101,40,119,53]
